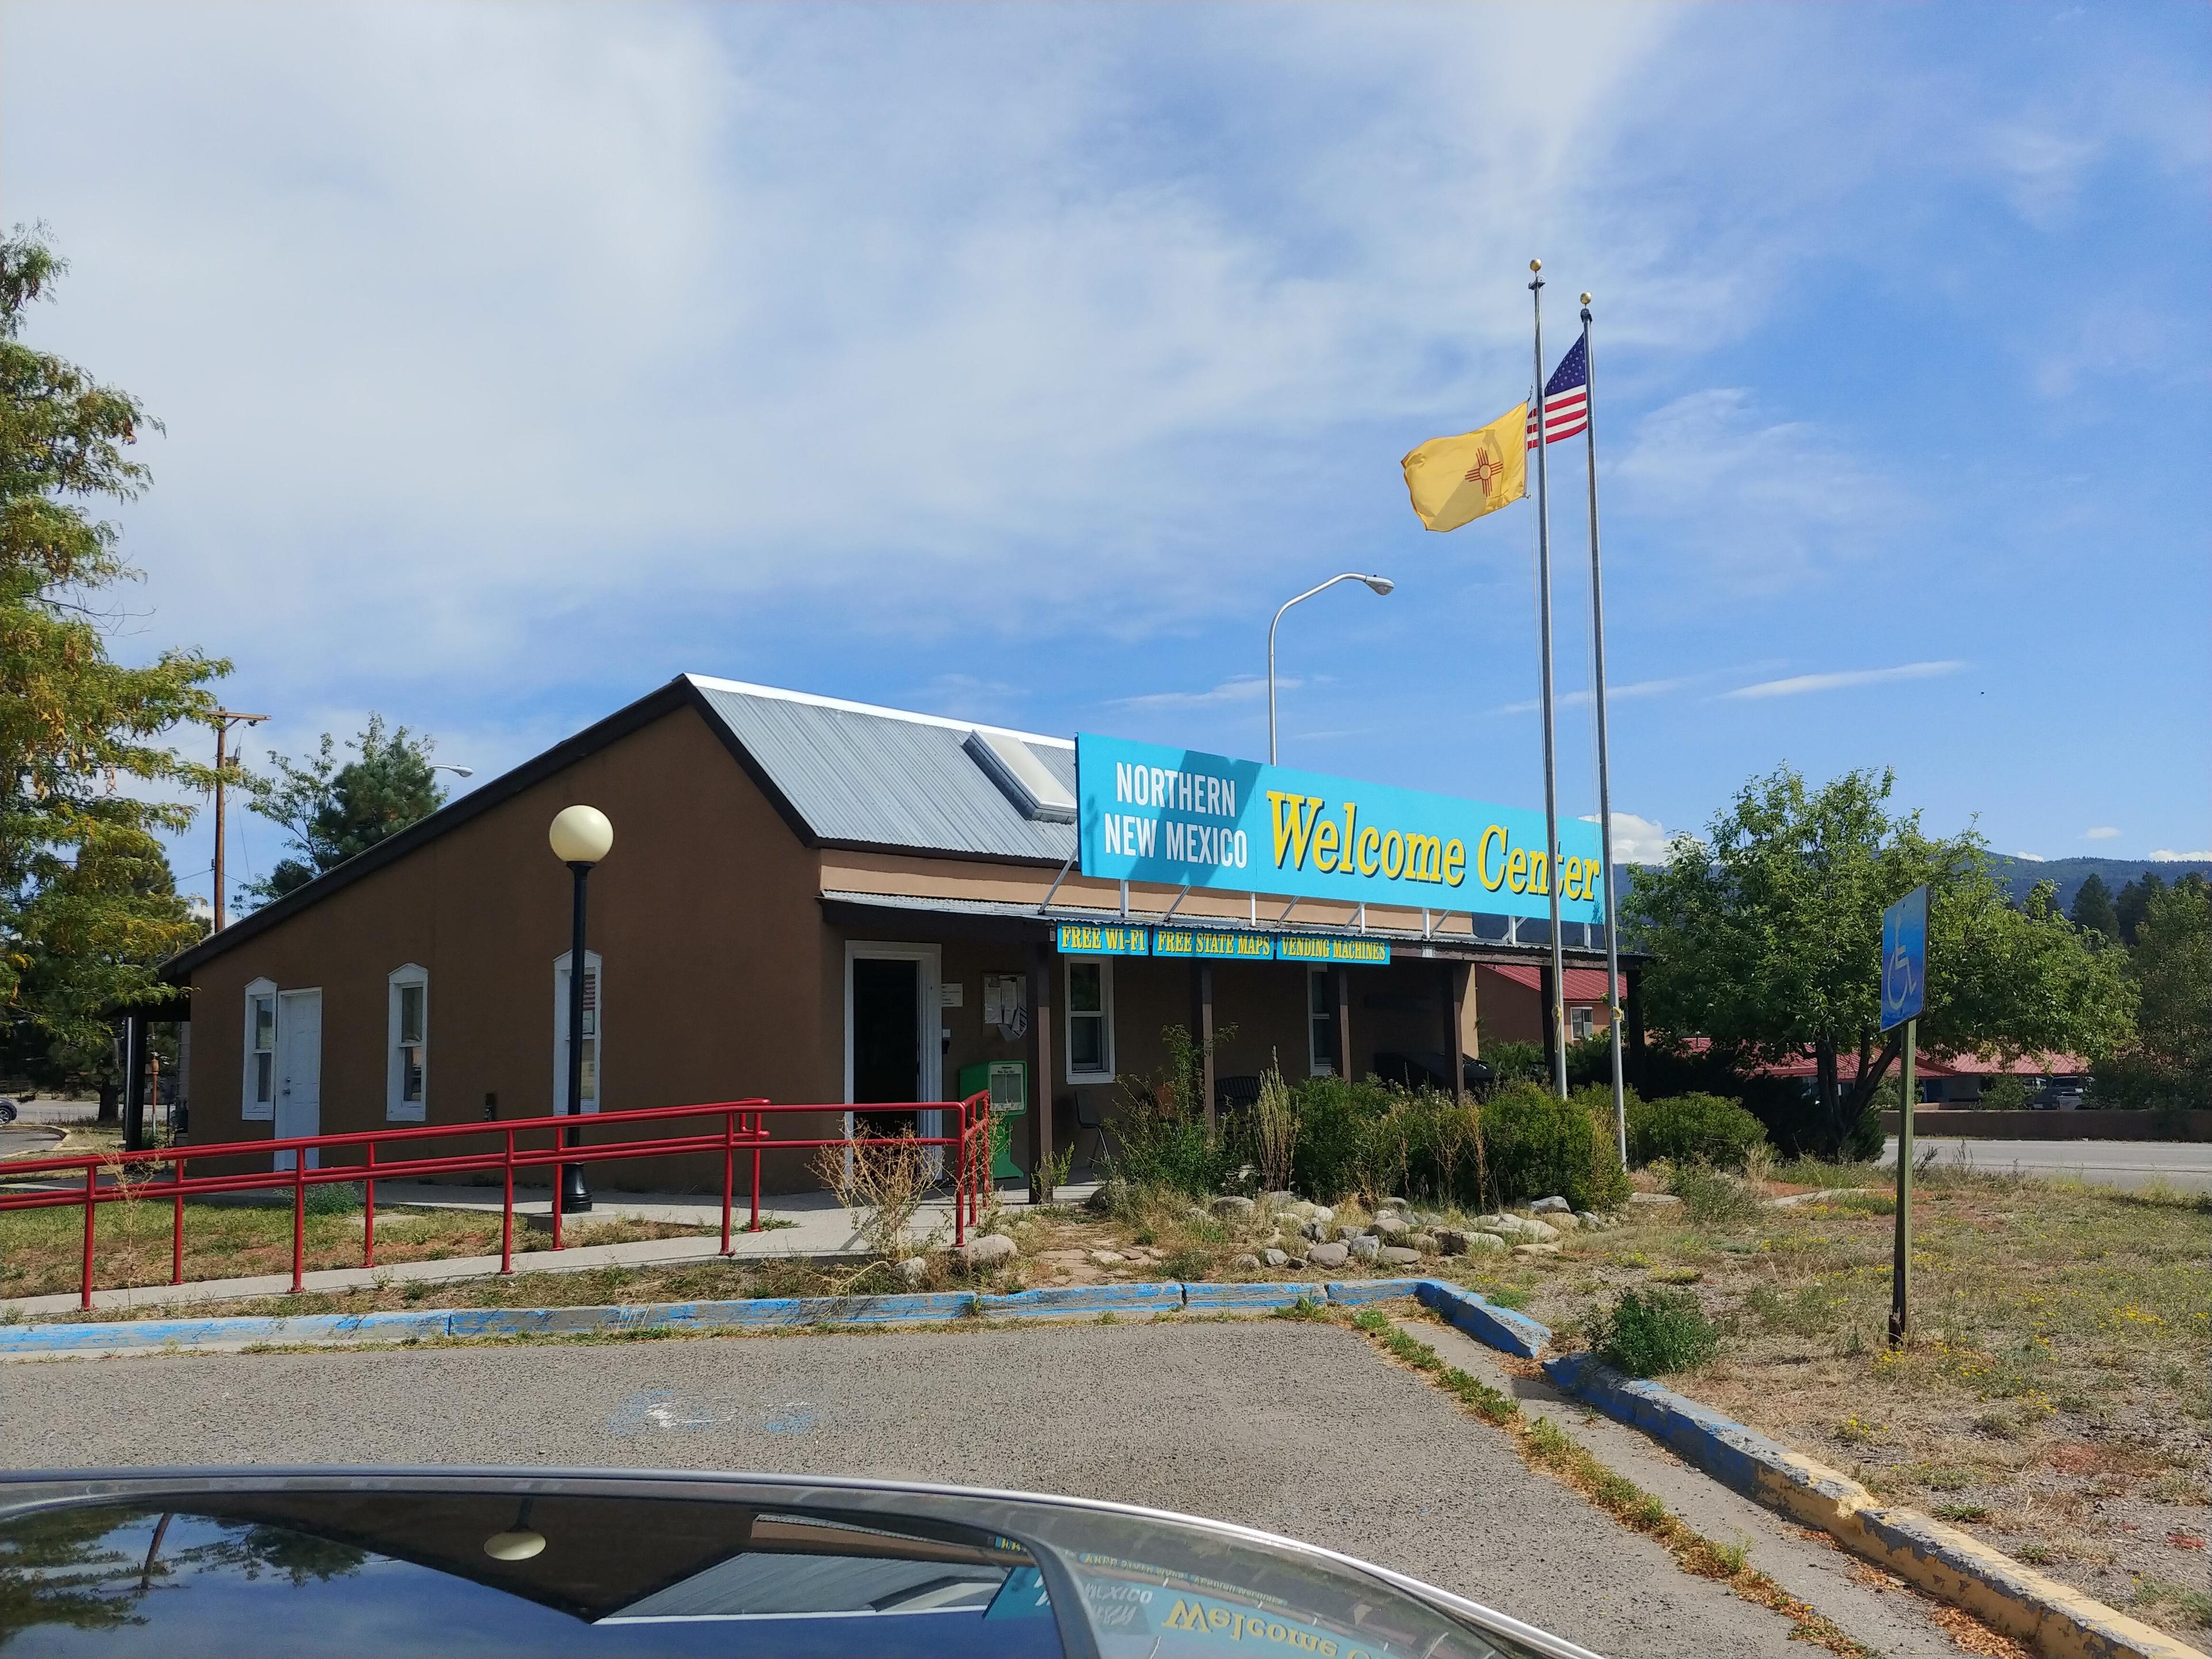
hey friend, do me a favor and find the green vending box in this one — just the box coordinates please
[956,1060,1028,1181]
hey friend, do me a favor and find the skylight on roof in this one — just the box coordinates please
[964,729,1076,823]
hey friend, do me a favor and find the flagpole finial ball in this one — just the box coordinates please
[1529,259,1541,272]
[1580,292,1592,305]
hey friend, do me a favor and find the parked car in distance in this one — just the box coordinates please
[2028,1082,2087,1110]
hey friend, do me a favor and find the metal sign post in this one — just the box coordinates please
[1881,884,1928,1346]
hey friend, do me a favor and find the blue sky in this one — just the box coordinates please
[5,1,2207,908]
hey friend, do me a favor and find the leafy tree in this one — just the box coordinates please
[2099,874,2211,1109]
[244,715,447,903]
[2069,872,2118,941]
[1625,766,2137,1155]
[2114,870,2163,946]
[1,230,224,1064]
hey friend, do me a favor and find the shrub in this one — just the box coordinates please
[1978,1074,2030,1111]
[302,1180,365,1216]
[1589,1287,1719,1376]
[1482,1082,1630,1211]
[1627,1092,1768,1171]
[1107,1024,1240,1196]
[1287,1075,1395,1202]
[1663,1160,1759,1226]
[1479,1038,1546,1086]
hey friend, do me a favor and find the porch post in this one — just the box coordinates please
[1442,963,1471,1103]
[1540,962,1559,1074]
[1334,967,1354,1081]
[1028,942,1056,1202]
[123,1011,148,1152]
[1193,963,1217,1141]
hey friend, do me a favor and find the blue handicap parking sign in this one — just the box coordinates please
[1881,885,1927,1031]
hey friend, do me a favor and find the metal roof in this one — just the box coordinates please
[688,676,1078,862]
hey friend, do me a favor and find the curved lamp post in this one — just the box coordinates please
[549,805,614,1217]
[1267,573,1393,763]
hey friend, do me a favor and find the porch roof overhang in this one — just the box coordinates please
[820,889,1642,971]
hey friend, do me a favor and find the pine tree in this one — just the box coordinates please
[244,715,448,903]
[2070,872,2119,940]
[2115,871,2165,947]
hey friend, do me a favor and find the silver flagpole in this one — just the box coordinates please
[1582,293,1627,1166]
[1530,259,1567,1099]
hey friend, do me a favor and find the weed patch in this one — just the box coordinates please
[1588,1287,1720,1377]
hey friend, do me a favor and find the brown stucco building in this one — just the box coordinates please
[163,676,1633,1194]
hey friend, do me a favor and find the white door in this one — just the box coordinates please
[274,988,323,1171]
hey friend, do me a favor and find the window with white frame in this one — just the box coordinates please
[1307,968,1337,1076]
[1570,1005,1594,1043]
[387,965,429,1121]
[1063,958,1113,1082]
[242,978,278,1120]
[554,950,603,1113]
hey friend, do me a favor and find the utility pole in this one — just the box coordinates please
[209,711,269,930]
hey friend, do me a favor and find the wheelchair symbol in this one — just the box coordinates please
[1884,938,1919,1018]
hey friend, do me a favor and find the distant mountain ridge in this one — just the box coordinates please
[1608,854,2209,914]
[1987,855,2211,911]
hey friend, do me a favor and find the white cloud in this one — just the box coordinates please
[2082,826,2121,840]
[2012,851,2047,862]
[1581,810,1674,864]
[1612,389,1914,594]
[1499,675,1694,718]
[1980,121,2100,228]
[1723,661,1964,700]
[1112,677,1281,712]
[2152,849,2212,862]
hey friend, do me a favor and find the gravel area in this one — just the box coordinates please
[2,1319,1811,1657]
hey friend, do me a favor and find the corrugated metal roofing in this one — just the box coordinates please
[689,676,1078,861]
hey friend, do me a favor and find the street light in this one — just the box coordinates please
[548,804,614,1217]
[1267,573,1393,763]
[431,763,475,779]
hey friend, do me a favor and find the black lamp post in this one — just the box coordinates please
[548,805,613,1218]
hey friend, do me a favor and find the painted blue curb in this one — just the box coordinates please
[1415,1280,1553,1360]
[1321,1277,1429,1306]
[978,1284,1183,1320]
[1542,1351,1807,1502]
[1183,1281,1317,1312]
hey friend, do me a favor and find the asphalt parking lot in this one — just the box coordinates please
[5,1319,1957,1657]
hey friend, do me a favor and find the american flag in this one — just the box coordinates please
[1525,332,1589,448]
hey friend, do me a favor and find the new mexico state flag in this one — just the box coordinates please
[1400,402,1528,532]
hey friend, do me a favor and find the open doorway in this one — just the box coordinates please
[844,943,942,1149]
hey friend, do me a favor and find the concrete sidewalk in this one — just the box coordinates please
[1,1179,1097,1321]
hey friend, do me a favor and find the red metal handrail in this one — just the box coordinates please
[0,1093,996,1309]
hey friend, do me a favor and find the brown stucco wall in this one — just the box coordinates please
[185,705,844,1192]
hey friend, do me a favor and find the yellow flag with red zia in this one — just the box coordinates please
[1400,402,1528,532]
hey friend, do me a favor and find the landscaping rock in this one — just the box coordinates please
[1474,1214,1558,1243]
[1546,1211,1581,1232]
[1433,1228,1470,1255]
[953,1233,1018,1268]
[1347,1235,1381,1260]
[1574,1210,1607,1230]
[1264,1190,1297,1209]
[1230,1253,1263,1271]
[1309,1204,1335,1225]
[1461,1232,1508,1255]
[1089,1250,1126,1267]
[1261,1248,1289,1268]
[1212,1195,1257,1220]
[1372,1213,1410,1238]
[1298,1219,1326,1243]
[1087,1179,1128,1214]
[1408,1232,1439,1255]
[1628,1191,1683,1208]
[893,1256,929,1285]
[1376,1195,1410,1214]
[1531,1195,1571,1214]
[1378,1245,1423,1266]
[1306,1241,1349,1268]
[1510,1242,1562,1257]
[1185,1206,1213,1226]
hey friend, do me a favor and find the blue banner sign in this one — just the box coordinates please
[1150,926,1278,961]
[1880,884,1927,1030]
[1276,934,1391,965]
[1076,733,1605,924]
[1054,921,1150,957]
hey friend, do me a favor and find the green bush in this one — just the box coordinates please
[1482,1082,1630,1211]
[1105,1024,1240,1196]
[302,1180,365,1215]
[1663,1160,1759,1225]
[1289,1075,1393,1202]
[1627,1092,1768,1170]
[1977,1075,2029,1111]
[1589,1287,1719,1376]
[1481,1039,1546,1086]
